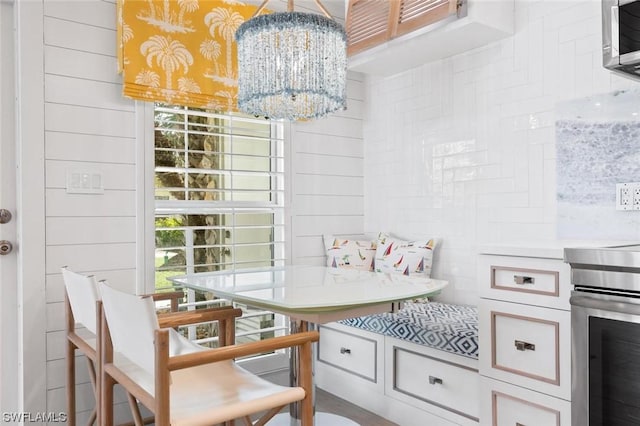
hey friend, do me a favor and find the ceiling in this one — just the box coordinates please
[244,0,346,24]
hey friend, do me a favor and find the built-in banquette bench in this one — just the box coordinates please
[316,302,480,426]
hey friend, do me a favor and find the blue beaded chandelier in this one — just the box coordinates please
[235,0,347,121]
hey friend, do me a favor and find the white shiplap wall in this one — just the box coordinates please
[42,0,138,422]
[33,0,364,422]
[362,0,640,306]
[289,73,366,265]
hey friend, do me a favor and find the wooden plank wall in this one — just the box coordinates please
[290,73,366,265]
[38,0,365,422]
[42,0,138,422]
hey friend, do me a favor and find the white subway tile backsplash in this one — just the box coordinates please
[558,17,598,43]
[364,0,639,306]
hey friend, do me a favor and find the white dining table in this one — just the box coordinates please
[169,265,449,425]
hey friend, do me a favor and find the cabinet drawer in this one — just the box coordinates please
[318,326,378,382]
[479,300,571,400]
[478,254,570,310]
[492,311,559,385]
[390,344,479,421]
[494,392,559,426]
[492,265,558,296]
[480,376,571,426]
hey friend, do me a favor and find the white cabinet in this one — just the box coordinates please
[347,0,515,76]
[316,322,480,426]
[477,247,571,425]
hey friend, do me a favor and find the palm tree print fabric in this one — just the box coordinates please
[117,0,260,110]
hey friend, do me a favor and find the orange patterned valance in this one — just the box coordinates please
[117,0,261,111]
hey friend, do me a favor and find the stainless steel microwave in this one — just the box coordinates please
[603,0,640,81]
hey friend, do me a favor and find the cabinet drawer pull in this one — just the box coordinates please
[340,347,351,355]
[514,340,535,351]
[428,375,443,385]
[513,275,535,285]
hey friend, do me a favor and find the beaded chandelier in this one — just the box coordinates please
[235,0,347,121]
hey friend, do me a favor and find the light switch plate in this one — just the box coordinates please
[66,170,104,194]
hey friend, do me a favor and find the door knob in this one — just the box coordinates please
[428,376,443,385]
[0,209,11,224]
[0,240,12,255]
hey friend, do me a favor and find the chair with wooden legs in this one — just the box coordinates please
[99,280,319,426]
[62,267,184,426]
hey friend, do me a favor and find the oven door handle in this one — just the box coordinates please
[571,292,640,316]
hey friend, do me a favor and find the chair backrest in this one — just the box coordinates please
[99,280,158,376]
[61,267,100,335]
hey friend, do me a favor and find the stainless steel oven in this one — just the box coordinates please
[565,245,640,426]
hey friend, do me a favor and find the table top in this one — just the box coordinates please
[169,265,448,322]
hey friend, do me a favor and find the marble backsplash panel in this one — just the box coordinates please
[556,89,640,240]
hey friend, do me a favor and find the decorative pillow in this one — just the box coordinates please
[374,232,437,277]
[323,235,377,271]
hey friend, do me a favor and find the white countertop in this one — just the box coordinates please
[478,240,640,260]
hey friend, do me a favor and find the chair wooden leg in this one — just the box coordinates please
[254,406,285,426]
[299,340,314,426]
[154,330,170,426]
[96,300,103,426]
[101,307,114,426]
[86,409,97,426]
[67,340,77,426]
[86,358,98,426]
[125,393,144,426]
[101,374,115,426]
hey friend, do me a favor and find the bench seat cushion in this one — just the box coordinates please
[339,302,479,359]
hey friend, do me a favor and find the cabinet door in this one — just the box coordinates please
[479,299,571,400]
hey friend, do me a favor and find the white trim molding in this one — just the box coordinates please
[15,0,47,414]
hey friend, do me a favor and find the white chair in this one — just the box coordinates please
[99,280,319,426]
[63,267,102,426]
[62,267,185,426]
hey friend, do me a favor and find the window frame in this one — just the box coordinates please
[137,101,292,372]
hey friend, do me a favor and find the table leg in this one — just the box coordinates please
[288,319,308,421]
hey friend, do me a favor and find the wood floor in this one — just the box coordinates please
[256,368,399,425]
[315,388,399,426]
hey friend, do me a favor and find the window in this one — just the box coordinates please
[152,105,287,353]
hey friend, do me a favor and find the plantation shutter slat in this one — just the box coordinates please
[347,0,398,56]
[346,0,459,56]
[396,0,457,37]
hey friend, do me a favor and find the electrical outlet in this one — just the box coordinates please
[616,182,640,211]
[634,188,640,210]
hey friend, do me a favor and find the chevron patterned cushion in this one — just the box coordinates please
[339,302,479,359]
